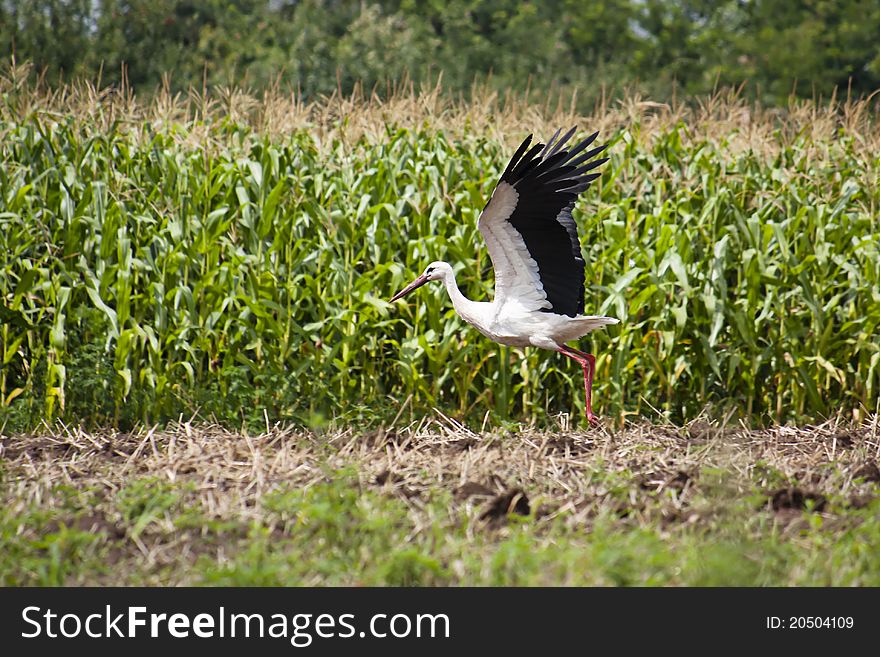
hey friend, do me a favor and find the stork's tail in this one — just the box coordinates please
[565,315,620,339]
[576,315,620,329]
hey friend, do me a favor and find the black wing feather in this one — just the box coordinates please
[538,128,562,159]
[499,135,533,181]
[543,126,577,159]
[497,128,607,317]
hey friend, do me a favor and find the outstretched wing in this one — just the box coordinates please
[477,128,608,317]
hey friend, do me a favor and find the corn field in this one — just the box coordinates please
[1,68,879,430]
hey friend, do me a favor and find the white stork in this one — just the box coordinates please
[390,127,619,424]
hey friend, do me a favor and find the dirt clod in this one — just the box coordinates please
[769,487,827,512]
[853,461,880,483]
[454,481,496,500]
[362,430,403,449]
[847,494,875,509]
[830,431,856,448]
[480,488,530,522]
[639,470,693,492]
[448,437,479,453]
[374,469,404,486]
[542,434,593,455]
[44,513,126,539]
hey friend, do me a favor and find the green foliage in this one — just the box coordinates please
[0,486,108,585]
[203,472,450,585]
[593,123,880,423]
[2,522,103,586]
[713,0,880,101]
[2,1,879,105]
[117,478,185,537]
[1,88,878,429]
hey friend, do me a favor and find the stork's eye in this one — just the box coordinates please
[426,267,434,274]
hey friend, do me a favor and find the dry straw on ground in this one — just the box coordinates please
[3,415,878,536]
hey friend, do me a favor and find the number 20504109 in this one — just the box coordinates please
[766,616,854,629]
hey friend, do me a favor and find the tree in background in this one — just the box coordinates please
[2,0,879,105]
[727,0,880,99]
[2,0,94,79]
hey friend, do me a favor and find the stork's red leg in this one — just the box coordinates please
[567,347,596,421]
[558,345,598,426]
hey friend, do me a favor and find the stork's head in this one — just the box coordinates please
[390,261,451,302]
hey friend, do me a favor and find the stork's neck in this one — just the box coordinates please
[442,269,486,325]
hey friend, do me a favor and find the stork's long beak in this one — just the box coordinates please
[390,273,430,302]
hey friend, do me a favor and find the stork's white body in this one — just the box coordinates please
[435,263,617,350]
[390,128,619,422]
